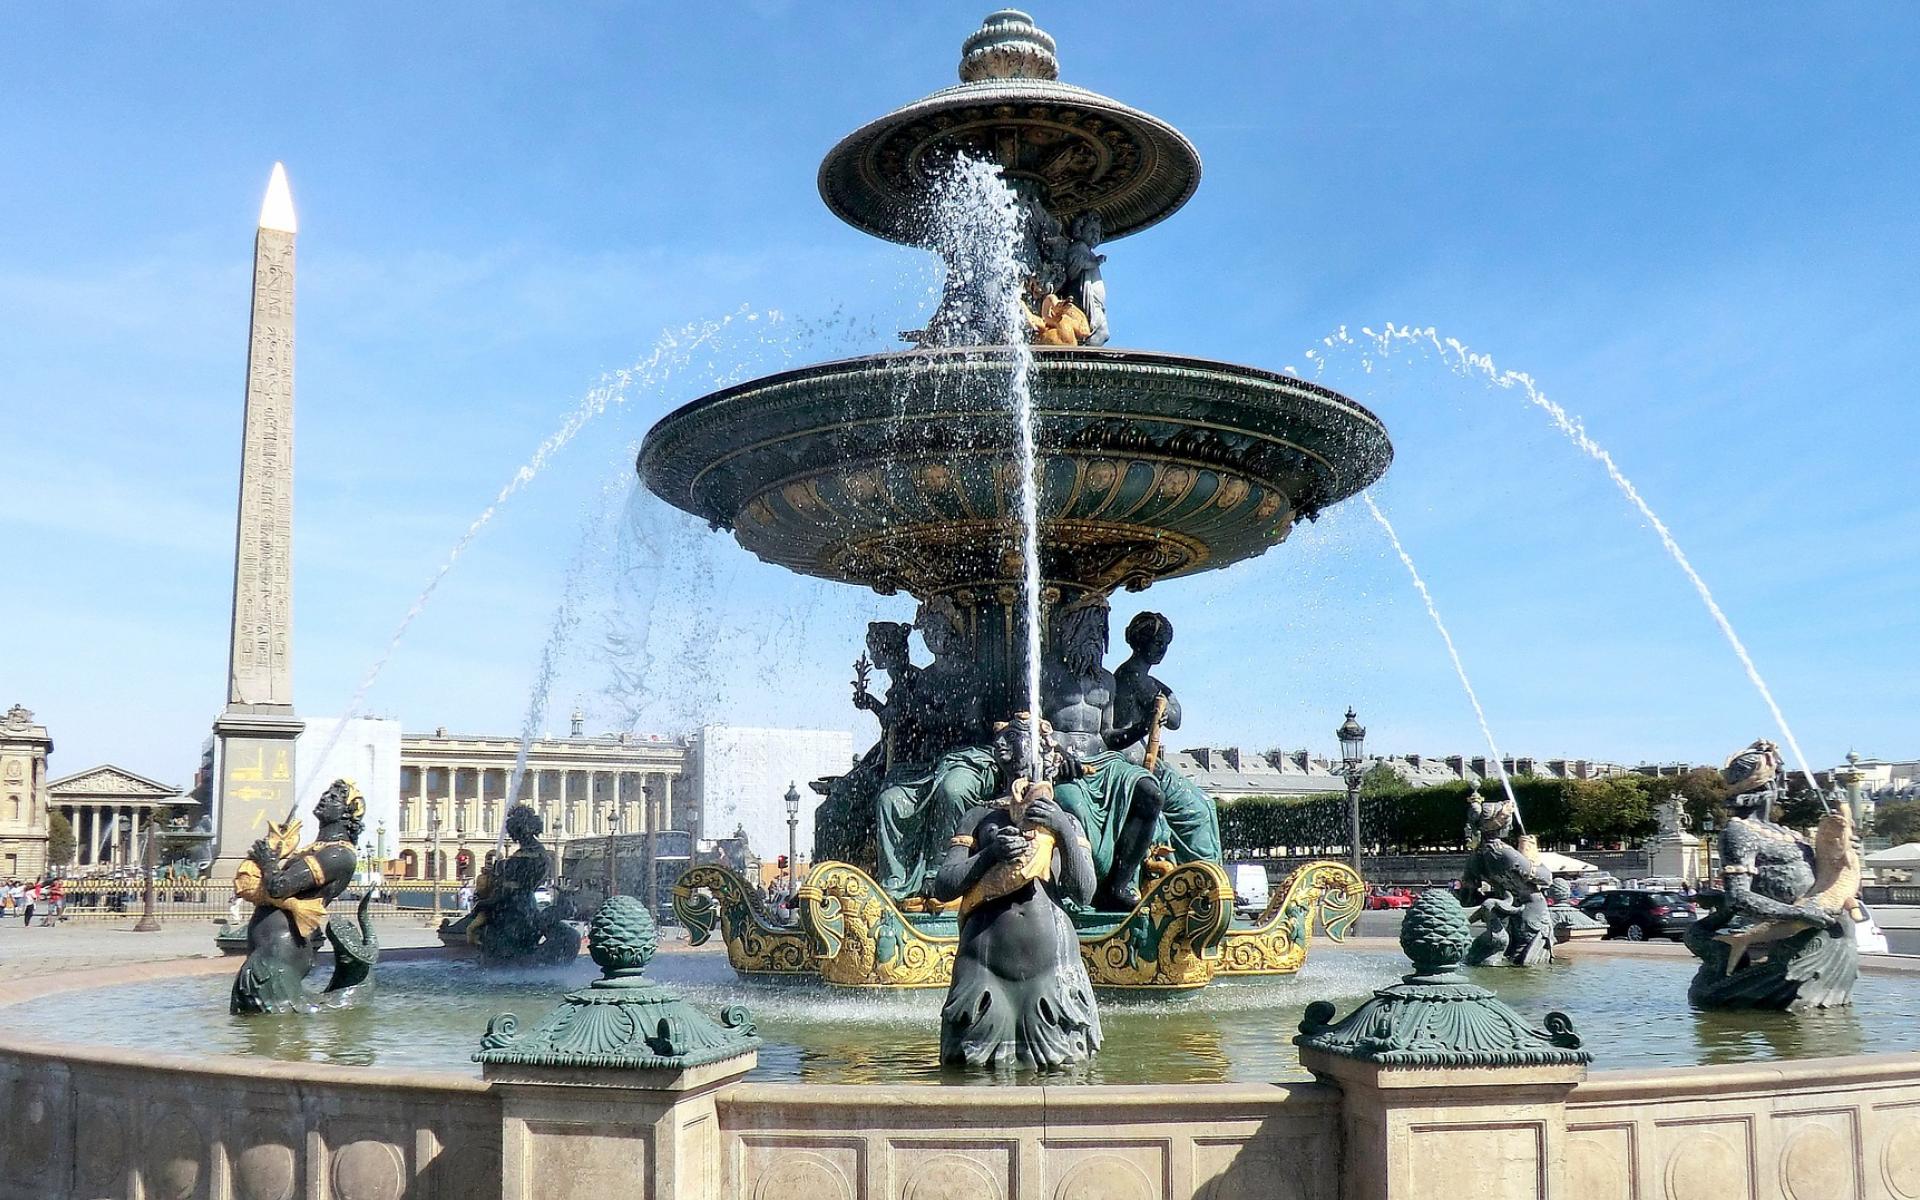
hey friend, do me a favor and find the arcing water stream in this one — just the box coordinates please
[296,309,760,805]
[1362,493,1517,810]
[1310,324,1824,797]
[928,157,1046,779]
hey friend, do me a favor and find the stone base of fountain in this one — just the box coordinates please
[671,859,1362,992]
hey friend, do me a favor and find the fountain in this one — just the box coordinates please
[648,8,1379,992]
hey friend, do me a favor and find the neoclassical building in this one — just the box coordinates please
[395,722,691,880]
[0,704,53,879]
[46,765,186,868]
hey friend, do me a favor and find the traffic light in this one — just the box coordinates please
[776,855,789,870]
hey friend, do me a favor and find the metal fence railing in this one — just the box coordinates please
[23,879,477,924]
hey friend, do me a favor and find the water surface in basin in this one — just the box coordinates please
[18,947,1919,1084]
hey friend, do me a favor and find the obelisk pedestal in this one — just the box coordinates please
[211,163,304,878]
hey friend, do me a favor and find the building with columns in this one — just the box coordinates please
[46,765,186,869]
[395,720,691,880]
[0,705,54,879]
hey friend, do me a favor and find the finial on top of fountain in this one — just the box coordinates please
[958,10,1058,82]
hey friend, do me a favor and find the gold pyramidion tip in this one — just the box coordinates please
[259,162,297,234]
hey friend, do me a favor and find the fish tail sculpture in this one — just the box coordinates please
[1714,804,1860,974]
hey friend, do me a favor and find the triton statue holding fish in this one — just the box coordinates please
[1684,739,1861,1011]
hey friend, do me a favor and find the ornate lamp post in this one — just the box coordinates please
[784,782,802,895]
[134,821,160,933]
[1336,708,1367,877]
[604,798,621,900]
[428,804,443,926]
[642,781,657,918]
[1700,812,1719,886]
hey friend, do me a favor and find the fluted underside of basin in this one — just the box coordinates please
[638,347,1391,599]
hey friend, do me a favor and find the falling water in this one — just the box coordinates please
[927,157,1045,779]
[296,309,759,802]
[1326,324,1823,796]
[1362,492,1517,809]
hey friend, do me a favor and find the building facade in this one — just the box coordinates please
[394,721,691,880]
[0,705,53,879]
[46,765,185,868]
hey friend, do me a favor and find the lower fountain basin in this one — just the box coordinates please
[14,945,1919,1086]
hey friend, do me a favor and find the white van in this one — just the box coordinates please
[1232,864,1269,917]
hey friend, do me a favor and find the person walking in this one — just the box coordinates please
[1,880,16,919]
[48,877,64,922]
[21,880,37,927]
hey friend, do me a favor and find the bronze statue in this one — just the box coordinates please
[1043,594,1166,910]
[1458,789,1553,967]
[229,779,378,1015]
[1685,740,1860,1010]
[869,612,999,903]
[1110,611,1222,866]
[934,716,1101,1070]
[444,804,581,963]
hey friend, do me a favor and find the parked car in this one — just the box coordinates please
[1365,886,1413,910]
[1575,889,1699,941]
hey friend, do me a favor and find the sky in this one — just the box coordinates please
[3,3,1917,790]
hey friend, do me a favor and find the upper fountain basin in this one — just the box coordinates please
[638,346,1391,598]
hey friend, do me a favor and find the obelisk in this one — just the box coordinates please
[211,163,305,876]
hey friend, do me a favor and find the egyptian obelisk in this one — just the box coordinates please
[211,163,304,876]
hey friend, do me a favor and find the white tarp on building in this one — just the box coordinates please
[295,717,402,861]
[695,724,854,863]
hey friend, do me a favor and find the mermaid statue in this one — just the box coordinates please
[443,804,581,962]
[1457,788,1553,967]
[1684,739,1860,1010]
[229,779,379,1015]
[934,716,1102,1071]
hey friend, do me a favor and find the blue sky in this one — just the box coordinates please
[4,4,1916,788]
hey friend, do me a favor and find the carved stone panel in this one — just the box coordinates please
[737,1136,863,1200]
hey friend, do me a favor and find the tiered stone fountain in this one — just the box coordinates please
[645,10,1388,990]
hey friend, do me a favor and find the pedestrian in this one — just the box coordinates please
[1,880,15,918]
[21,880,36,927]
[48,877,64,921]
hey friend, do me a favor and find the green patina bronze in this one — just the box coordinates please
[1295,888,1592,1068]
[475,895,759,1071]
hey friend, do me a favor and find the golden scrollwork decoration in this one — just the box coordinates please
[1080,860,1234,990]
[671,864,816,977]
[799,861,957,988]
[1216,860,1363,976]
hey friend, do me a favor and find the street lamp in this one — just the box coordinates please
[784,781,802,895]
[604,798,621,900]
[1336,707,1367,878]
[1700,812,1719,886]
[134,821,160,933]
[427,804,443,926]
[642,781,657,918]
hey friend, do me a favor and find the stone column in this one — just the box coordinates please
[106,807,121,865]
[661,773,675,833]
[480,898,756,1200]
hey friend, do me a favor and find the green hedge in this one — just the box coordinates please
[1217,772,1673,857]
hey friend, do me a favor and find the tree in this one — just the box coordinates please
[1873,799,1920,846]
[46,809,75,866]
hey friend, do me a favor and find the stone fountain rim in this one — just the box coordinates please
[1,946,1917,1093]
[638,344,1389,466]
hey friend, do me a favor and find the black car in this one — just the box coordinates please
[1575,889,1699,941]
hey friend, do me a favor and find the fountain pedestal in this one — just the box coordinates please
[477,897,759,1200]
[1297,890,1592,1200]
